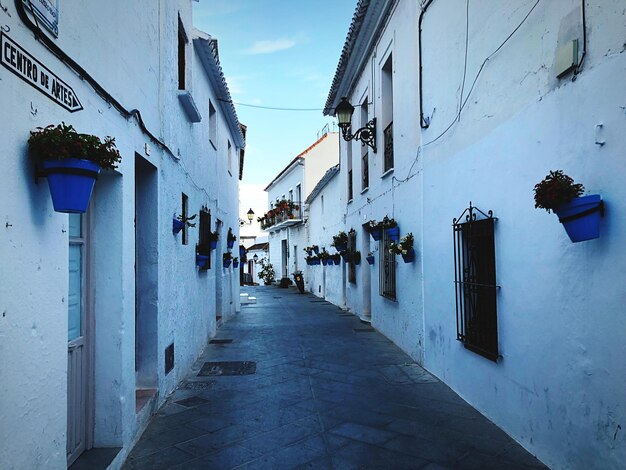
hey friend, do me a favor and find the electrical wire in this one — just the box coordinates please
[458,0,470,122]
[217,98,373,113]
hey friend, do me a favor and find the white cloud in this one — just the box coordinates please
[244,38,297,55]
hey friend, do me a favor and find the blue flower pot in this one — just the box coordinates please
[341,252,349,261]
[173,218,184,234]
[42,158,101,213]
[227,240,235,249]
[333,258,340,265]
[233,260,239,268]
[554,195,603,242]
[196,254,209,268]
[370,229,382,241]
[223,260,232,268]
[239,246,245,257]
[366,256,375,265]
[386,226,400,241]
[401,249,416,263]
[313,247,319,254]
[312,259,320,265]
[335,242,347,252]
[210,240,218,250]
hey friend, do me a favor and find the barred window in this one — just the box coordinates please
[453,204,499,361]
[197,206,211,270]
[379,229,396,300]
[348,230,357,284]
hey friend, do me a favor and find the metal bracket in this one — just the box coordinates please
[341,118,377,153]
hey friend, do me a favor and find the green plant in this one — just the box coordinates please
[227,228,236,241]
[319,250,330,260]
[331,231,348,247]
[389,233,414,255]
[209,230,219,241]
[223,252,233,261]
[28,123,122,170]
[176,213,196,227]
[258,258,276,284]
[381,216,397,228]
[534,170,585,213]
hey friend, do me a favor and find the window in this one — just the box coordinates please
[178,15,187,90]
[382,54,394,172]
[348,230,357,284]
[295,184,301,205]
[348,170,353,201]
[197,206,212,270]
[361,97,369,190]
[288,189,293,202]
[209,101,217,147]
[453,205,499,361]
[228,140,232,175]
[181,193,189,245]
[379,228,396,300]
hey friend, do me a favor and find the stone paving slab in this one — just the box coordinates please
[122,287,547,469]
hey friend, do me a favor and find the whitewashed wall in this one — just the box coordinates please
[338,0,425,361]
[305,173,345,305]
[420,1,626,468]
[0,1,241,467]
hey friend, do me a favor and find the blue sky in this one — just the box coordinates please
[193,0,356,186]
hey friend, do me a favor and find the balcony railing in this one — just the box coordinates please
[259,201,303,232]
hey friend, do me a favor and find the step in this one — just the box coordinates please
[244,296,256,304]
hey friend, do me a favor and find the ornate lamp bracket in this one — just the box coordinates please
[341,118,377,154]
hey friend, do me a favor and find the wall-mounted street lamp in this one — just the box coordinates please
[335,97,377,153]
[239,208,255,226]
[253,254,259,263]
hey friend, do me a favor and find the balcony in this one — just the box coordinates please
[259,201,303,232]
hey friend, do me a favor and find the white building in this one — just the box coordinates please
[262,132,339,284]
[0,1,243,468]
[323,1,626,469]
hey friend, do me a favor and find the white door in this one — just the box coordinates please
[67,213,90,465]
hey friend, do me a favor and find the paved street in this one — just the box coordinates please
[123,287,546,470]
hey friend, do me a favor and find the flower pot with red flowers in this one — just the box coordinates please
[29,123,122,213]
[534,170,603,243]
[389,233,415,263]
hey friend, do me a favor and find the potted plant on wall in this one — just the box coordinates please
[366,251,375,265]
[365,220,382,241]
[173,213,196,235]
[223,252,233,268]
[29,123,122,213]
[209,230,219,249]
[196,252,209,268]
[382,216,400,241]
[390,233,415,263]
[319,250,330,266]
[227,228,237,249]
[331,253,341,265]
[332,231,348,251]
[232,257,239,268]
[533,170,603,242]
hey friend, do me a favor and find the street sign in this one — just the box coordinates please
[1,33,83,112]
[23,0,59,37]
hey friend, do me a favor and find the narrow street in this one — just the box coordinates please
[123,287,545,470]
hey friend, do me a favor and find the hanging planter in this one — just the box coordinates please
[227,228,236,249]
[209,231,219,250]
[401,249,416,263]
[332,255,341,265]
[29,123,121,214]
[223,252,232,268]
[332,231,348,252]
[366,254,375,265]
[534,170,603,243]
[353,251,361,265]
[196,254,209,268]
[554,195,603,242]
[340,251,349,262]
[312,245,320,254]
[173,218,184,234]
[233,258,239,268]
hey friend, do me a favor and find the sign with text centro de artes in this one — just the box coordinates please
[1,33,83,112]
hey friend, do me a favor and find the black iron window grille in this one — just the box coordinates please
[348,230,357,284]
[453,203,499,361]
[362,152,369,190]
[383,122,394,173]
[197,206,211,270]
[379,228,396,300]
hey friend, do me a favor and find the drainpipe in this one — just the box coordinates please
[419,0,435,129]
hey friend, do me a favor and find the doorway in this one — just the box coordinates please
[134,155,158,409]
[281,239,288,278]
[67,212,92,466]
[361,226,372,321]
